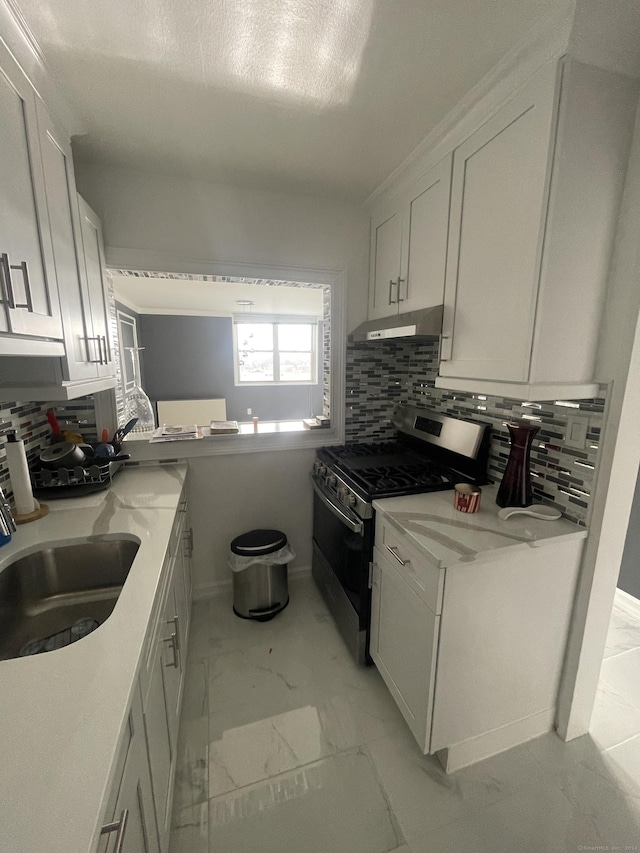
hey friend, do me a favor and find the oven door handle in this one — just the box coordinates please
[310,475,364,536]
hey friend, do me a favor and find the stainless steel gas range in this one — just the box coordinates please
[310,405,491,664]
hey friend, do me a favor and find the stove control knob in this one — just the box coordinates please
[314,461,327,477]
[326,474,337,488]
[344,493,357,508]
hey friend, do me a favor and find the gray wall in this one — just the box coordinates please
[139,314,322,422]
[619,465,640,600]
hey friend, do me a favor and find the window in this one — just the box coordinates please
[233,317,318,385]
[116,308,139,395]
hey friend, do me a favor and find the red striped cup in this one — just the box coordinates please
[454,483,481,513]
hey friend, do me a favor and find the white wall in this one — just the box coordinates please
[558,99,640,738]
[74,161,368,593]
[186,448,316,593]
[73,161,370,332]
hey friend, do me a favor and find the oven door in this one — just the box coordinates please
[311,475,373,664]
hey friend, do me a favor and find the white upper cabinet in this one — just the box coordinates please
[0,44,116,398]
[437,59,638,399]
[36,102,100,382]
[439,63,557,384]
[0,41,63,349]
[77,196,114,379]
[369,206,402,319]
[369,155,451,321]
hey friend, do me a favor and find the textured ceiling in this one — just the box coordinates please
[16,0,570,200]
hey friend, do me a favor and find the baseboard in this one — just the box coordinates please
[193,579,231,600]
[288,564,312,578]
[435,707,555,773]
[615,587,640,620]
[193,564,311,601]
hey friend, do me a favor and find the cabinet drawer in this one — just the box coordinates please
[374,518,444,612]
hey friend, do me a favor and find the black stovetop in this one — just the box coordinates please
[318,441,460,500]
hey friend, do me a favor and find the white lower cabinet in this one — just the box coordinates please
[370,548,439,751]
[98,497,191,853]
[98,686,159,853]
[143,521,189,853]
[372,512,583,771]
[98,683,159,853]
[144,575,182,852]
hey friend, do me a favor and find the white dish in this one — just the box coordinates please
[498,505,562,521]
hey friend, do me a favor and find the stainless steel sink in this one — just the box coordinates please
[0,537,139,661]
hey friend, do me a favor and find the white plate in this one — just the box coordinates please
[498,505,562,521]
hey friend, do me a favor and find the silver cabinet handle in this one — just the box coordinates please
[100,334,110,364]
[86,336,103,364]
[385,544,409,567]
[164,615,180,668]
[0,255,33,311]
[100,808,129,853]
[0,253,12,308]
[163,631,179,669]
[388,278,398,305]
[169,615,180,653]
[15,261,33,311]
[183,527,193,557]
[397,277,405,302]
[178,498,187,514]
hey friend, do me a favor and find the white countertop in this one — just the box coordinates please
[0,463,187,853]
[373,484,588,569]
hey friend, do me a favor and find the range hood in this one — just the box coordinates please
[349,305,444,342]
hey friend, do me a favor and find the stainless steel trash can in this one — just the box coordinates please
[231,529,290,621]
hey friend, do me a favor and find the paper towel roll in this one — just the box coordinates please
[5,434,36,516]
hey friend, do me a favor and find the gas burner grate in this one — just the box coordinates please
[353,464,454,495]
[327,441,405,459]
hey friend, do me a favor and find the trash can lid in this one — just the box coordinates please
[231,529,287,556]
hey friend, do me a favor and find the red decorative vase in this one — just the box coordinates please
[496,421,540,508]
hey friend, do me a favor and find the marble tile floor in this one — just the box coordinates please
[169,577,640,852]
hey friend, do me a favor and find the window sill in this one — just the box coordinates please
[123,420,341,460]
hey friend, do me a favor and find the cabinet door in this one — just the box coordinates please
[0,44,62,339]
[149,573,184,851]
[144,639,174,853]
[440,64,559,382]
[370,553,439,753]
[399,154,451,314]
[98,685,159,853]
[77,196,114,377]
[36,102,100,380]
[368,204,403,320]
[178,502,193,637]
[171,535,189,691]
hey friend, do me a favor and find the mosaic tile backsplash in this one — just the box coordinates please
[0,399,98,502]
[345,339,605,525]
